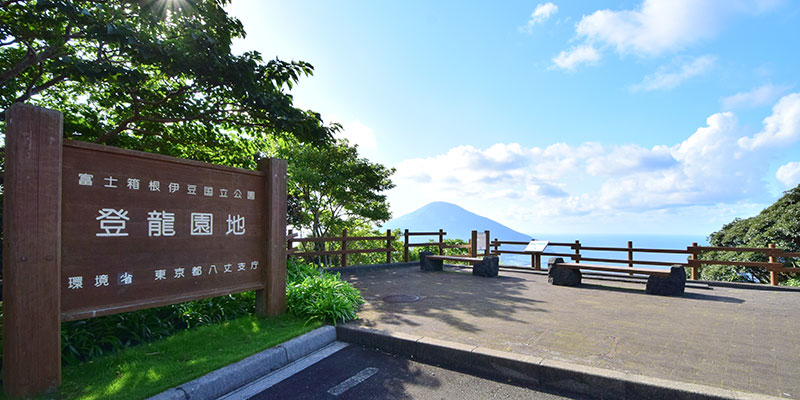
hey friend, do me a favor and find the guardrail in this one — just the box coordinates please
[287,229,394,267]
[689,244,800,286]
[402,229,490,262]
[402,229,447,262]
[284,228,799,285]
[490,239,799,285]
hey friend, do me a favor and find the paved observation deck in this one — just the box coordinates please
[339,264,800,398]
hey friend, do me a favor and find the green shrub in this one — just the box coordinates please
[781,277,800,287]
[59,292,255,364]
[286,259,364,324]
[0,259,363,372]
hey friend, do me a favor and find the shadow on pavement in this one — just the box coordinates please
[346,267,548,333]
[572,283,746,303]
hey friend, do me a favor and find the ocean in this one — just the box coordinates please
[496,233,709,269]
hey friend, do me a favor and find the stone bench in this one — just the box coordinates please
[547,257,686,296]
[420,251,500,277]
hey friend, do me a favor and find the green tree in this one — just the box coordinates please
[1,0,335,165]
[699,184,800,283]
[265,136,395,256]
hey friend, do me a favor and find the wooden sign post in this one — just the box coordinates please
[2,104,287,397]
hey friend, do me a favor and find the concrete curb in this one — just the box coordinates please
[148,325,336,400]
[336,325,781,400]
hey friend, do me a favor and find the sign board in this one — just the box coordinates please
[524,240,549,253]
[2,104,287,397]
[476,232,487,252]
[60,141,272,320]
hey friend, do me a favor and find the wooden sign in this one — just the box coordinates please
[2,104,287,396]
[61,141,268,320]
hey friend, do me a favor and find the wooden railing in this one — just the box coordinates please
[402,229,489,262]
[285,228,799,285]
[403,229,447,262]
[287,229,394,267]
[689,244,800,286]
[490,239,799,285]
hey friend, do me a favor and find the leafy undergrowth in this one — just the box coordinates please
[781,277,800,287]
[286,259,365,324]
[22,314,320,400]
[60,292,256,365]
[0,259,363,399]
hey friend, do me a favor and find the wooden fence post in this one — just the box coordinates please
[386,229,392,264]
[438,229,444,255]
[769,243,777,286]
[574,240,581,263]
[690,242,699,280]
[484,230,490,256]
[404,229,409,262]
[471,230,478,258]
[627,240,634,276]
[3,104,63,397]
[257,157,287,317]
[341,229,348,267]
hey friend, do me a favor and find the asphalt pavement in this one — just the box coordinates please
[246,344,584,400]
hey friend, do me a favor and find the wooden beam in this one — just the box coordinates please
[3,103,63,396]
[471,230,477,258]
[403,229,409,262]
[769,243,777,286]
[386,229,392,264]
[256,158,287,316]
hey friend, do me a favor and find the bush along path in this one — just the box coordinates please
[286,259,365,323]
[0,259,364,398]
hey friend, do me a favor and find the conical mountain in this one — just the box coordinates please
[381,202,531,242]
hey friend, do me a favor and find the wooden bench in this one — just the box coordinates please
[548,258,685,296]
[424,255,485,264]
[420,252,500,277]
[555,262,671,277]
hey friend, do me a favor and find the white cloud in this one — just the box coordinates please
[631,55,715,91]
[520,2,558,33]
[738,93,800,150]
[390,94,800,230]
[585,144,675,176]
[553,0,782,70]
[776,161,800,188]
[597,112,763,210]
[721,84,793,110]
[336,119,377,150]
[551,44,600,70]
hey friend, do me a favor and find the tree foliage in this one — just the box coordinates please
[264,137,395,241]
[699,184,800,283]
[1,0,335,164]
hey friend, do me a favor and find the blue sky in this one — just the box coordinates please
[226,0,800,236]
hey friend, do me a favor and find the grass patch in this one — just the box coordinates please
[6,314,320,400]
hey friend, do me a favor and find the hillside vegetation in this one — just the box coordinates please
[700,184,800,284]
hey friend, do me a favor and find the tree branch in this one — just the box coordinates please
[13,74,68,103]
[96,114,140,143]
[0,43,65,86]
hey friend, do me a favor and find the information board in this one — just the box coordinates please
[524,240,549,253]
[60,141,269,320]
[476,232,487,252]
